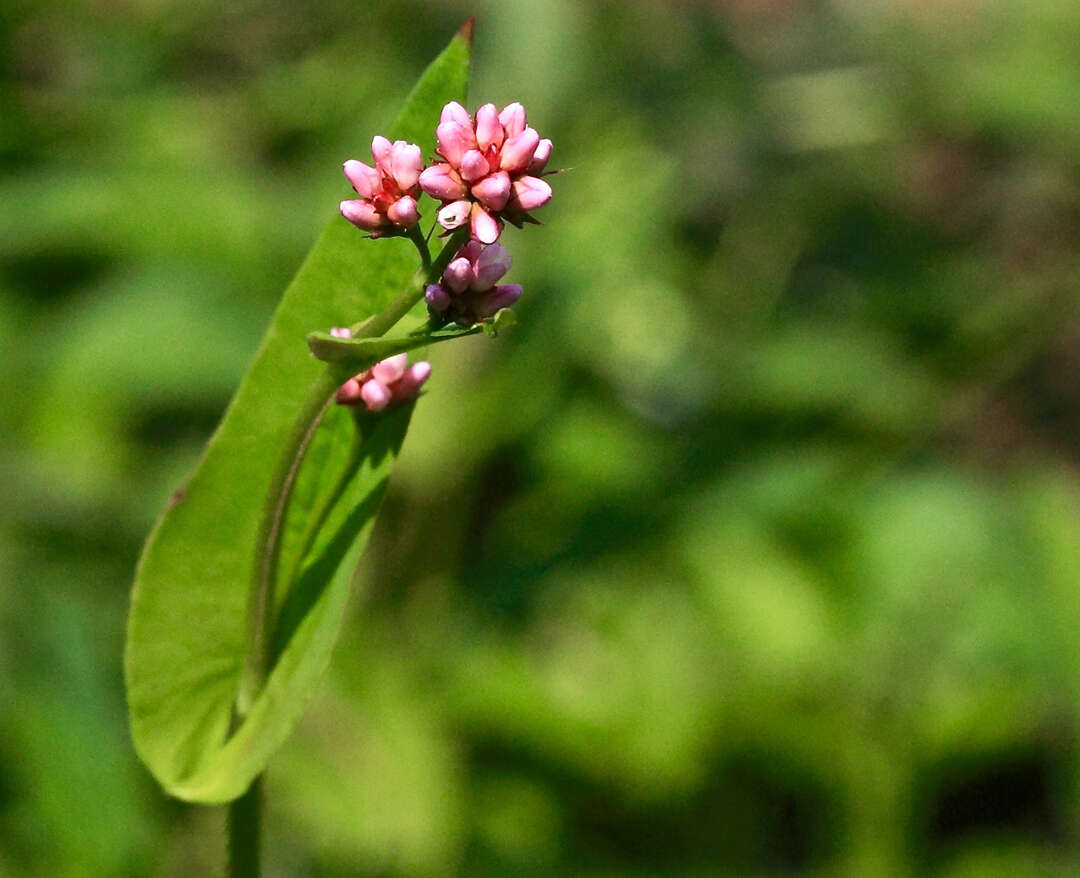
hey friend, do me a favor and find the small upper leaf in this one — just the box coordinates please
[306,324,482,365]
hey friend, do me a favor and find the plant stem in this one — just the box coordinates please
[349,226,468,338]
[407,223,432,274]
[227,776,262,878]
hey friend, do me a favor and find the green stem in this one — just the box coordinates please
[407,223,432,274]
[227,776,262,878]
[349,226,469,338]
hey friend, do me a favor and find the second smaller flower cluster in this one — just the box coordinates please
[425,241,521,326]
[335,352,431,412]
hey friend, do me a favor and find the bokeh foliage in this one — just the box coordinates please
[5,0,1080,875]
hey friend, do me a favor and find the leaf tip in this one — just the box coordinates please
[456,16,475,46]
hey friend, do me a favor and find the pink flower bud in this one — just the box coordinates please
[470,203,502,244]
[425,283,451,311]
[459,149,491,183]
[472,241,512,290]
[335,376,364,404]
[510,175,552,212]
[476,284,523,319]
[371,135,393,168]
[471,170,511,211]
[343,160,379,198]
[390,362,432,402]
[437,200,471,230]
[529,139,553,173]
[419,164,467,202]
[475,103,504,152]
[443,256,473,293]
[440,101,472,128]
[330,326,351,338]
[340,199,385,231]
[498,102,527,138]
[387,195,419,227]
[390,142,423,190]
[499,127,541,174]
[436,121,475,166]
[361,379,393,412]
[372,352,408,384]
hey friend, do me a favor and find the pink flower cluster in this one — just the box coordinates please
[340,102,554,245]
[334,101,555,412]
[335,353,431,411]
[419,102,553,243]
[340,137,424,237]
[424,241,522,326]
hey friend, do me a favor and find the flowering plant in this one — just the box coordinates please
[124,21,556,876]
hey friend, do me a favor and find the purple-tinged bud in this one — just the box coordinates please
[340,199,385,231]
[425,283,451,312]
[498,102,527,138]
[443,256,473,293]
[436,121,475,166]
[343,160,379,198]
[510,175,552,211]
[387,195,419,227]
[470,203,502,244]
[390,142,423,190]
[335,377,364,405]
[529,139,553,174]
[471,170,511,211]
[500,127,541,174]
[371,135,393,168]
[390,362,432,402]
[459,149,491,183]
[475,285,524,317]
[419,164,467,202]
[441,101,472,128]
[372,353,408,385]
[437,200,471,230]
[472,242,512,290]
[475,284,523,319]
[475,103,504,152]
[330,326,352,338]
[460,240,484,263]
[361,379,392,412]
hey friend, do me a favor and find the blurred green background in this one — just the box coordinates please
[5,0,1080,874]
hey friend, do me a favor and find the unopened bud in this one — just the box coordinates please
[425,283,451,312]
[472,171,511,212]
[498,102,527,138]
[529,139,553,174]
[443,256,473,293]
[500,128,540,174]
[470,204,502,244]
[511,176,552,212]
[419,164,467,202]
[387,195,419,227]
[360,379,393,412]
[475,103,504,152]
